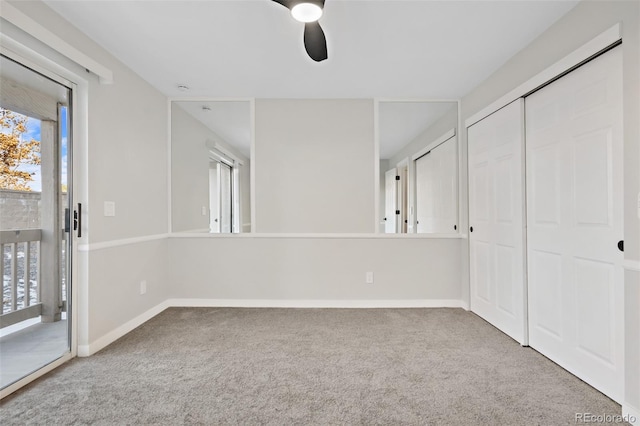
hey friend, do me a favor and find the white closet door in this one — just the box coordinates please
[415,136,457,233]
[384,168,398,233]
[468,99,526,344]
[526,47,623,402]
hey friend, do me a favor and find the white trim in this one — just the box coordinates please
[624,259,640,272]
[168,298,465,309]
[169,96,255,103]
[0,2,113,84]
[77,231,467,250]
[374,98,381,233]
[376,98,459,103]
[169,232,464,239]
[464,23,622,128]
[77,233,168,252]
[167,99,173,234]
[411,128,456,161]
[623,404,640,426]
[77,301,170,357]
[250,98,256,233]
[0,352,73,399]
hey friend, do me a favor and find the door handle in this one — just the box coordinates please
[65,208,71,233]
[74,203,82,238]
[618,240,624,252]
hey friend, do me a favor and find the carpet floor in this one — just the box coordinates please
[0,308,625,425]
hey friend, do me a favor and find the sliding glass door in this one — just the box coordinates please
[0,54,74,390]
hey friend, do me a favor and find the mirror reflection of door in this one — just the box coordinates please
[208,150,237,233]
[1,54,74,390]
[398,164,408,233]
[384,168,398,233]
[378,101,458,234]
[209,163,220,232]
[218,162,232,233]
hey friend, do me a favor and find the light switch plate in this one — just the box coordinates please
[366,272,374,284]
[104,201,116,217]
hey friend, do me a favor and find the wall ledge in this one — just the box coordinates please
[78,233,169,252]
[169,232,465,239]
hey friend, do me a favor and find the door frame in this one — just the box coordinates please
[0,39,87,399]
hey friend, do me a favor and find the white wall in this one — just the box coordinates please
[169,236,462,302]
[460,0,640,417]
[254,99,375,233]
[4,1,171,348]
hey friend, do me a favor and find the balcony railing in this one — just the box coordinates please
[1,229,66,328]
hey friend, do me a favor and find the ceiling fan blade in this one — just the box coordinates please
[271,0,293,10]
[304,22,328,62]
[271,0,325,9]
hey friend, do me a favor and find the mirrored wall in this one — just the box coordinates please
[171,100,252,233]
[170,99,459,235]
[378,100,459,234]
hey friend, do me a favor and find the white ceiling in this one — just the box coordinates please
[41,0,579,154]
[43,0,578,99]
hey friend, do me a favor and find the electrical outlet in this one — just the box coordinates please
[202,206,207,216]
[366,272,374,284]
[140,280,147,295]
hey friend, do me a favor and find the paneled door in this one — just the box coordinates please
[415,135,458,234]
[384,168,398,233]
[526,46,623,402]
[468,99,527,345]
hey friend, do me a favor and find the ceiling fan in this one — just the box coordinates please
[271,0,328,62]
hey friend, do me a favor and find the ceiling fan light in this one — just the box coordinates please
[291,3,323,23]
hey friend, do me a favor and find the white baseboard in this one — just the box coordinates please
[77,300,170,357]
[623,404,640,426]
[77,298,464,357]
[167,298,465,309]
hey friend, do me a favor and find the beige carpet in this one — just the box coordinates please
[0,308,625,425]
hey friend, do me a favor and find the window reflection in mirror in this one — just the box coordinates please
[171,100,251,233]
[378,101,458,234]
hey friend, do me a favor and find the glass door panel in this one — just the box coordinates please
[0,54,72,389]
